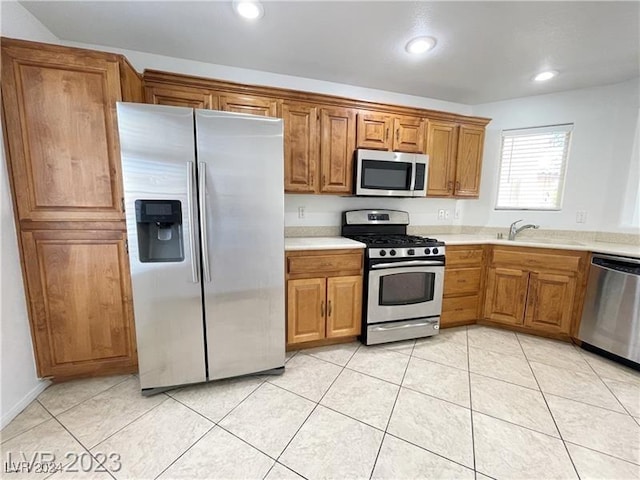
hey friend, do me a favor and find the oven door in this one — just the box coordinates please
[367,261,444,324]
[356,150,416,197]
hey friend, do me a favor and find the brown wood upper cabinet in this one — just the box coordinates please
[483,246,587,337]
[284,102,356,194]
[145,84,218,109]
[426,121,485,198]
[356,112,425,153]
[2,39,141,222]
[219,93,279,117]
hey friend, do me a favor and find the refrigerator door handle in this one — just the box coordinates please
[198,161,212,282]
[186,161,199,283]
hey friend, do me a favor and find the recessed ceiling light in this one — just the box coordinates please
[405,36,437,55]
[533,70,558,82]
[233,0,264,20]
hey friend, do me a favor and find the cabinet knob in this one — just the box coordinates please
[396,129,400,142]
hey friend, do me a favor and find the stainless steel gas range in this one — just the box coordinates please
[342,209,445,345]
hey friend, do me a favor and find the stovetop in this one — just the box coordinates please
[345,234,444,249]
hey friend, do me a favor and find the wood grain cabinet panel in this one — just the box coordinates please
[287,278,326,344]
[1,43,134,222]
[326,275,362,338]
[441,245,485,328]
[426,121,458,196]
[283,101,320,193]
[455,124,485,197]
[320,107,356,194]
[219,93,279,117]
[426,122,485,198]
[393,116,426,153]
[484,267,529,326]
[21,229,137,378]
[444,267,482,296]
[145,85,217,109]
[356,112,392,150]
[524,272,576,334]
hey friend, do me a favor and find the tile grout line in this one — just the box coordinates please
[515,333,582,480]
[39,375,134,418]
[367,338,416,480]
[563,439,640,468]
[152,424,216,480]
[465,326,477,473]
[1,404,53,445]
[36,401,118,480]
[270,342,363,479]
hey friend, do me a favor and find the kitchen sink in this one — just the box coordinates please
[512,237,585,246]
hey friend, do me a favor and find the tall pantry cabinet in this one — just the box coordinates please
[1,39,141,379]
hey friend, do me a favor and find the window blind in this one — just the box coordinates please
[496,124,573,210]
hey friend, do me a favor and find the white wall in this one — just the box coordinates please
[467,79,640,233]
[0,0,56,428]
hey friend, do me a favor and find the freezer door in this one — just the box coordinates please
[195,110,285,380]
[117,103,206,391]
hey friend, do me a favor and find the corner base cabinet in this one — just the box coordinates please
[286,249,363,348]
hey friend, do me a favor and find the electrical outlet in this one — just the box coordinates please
[298,206,305,219]
[445,210,450,220]
[576,210,587,224]
[438,209,445,221]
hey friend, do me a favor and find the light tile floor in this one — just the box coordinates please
[2,325,640,479]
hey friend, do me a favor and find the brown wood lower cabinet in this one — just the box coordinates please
[441,245,485,327]
[286,249,363,348]
[20,229,137,378]
[482,247,588,338]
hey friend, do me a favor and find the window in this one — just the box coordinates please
[496,124,573,210]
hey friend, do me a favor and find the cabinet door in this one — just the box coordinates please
[426,121,458,197]
[356,112,392,150]
[20,229,137,378]
[287,278,326,344]
[454,124,485,197]
[484,267,529,325]
[393,116,425,153]
[326,275,362,338]
[219,93,279,117]
[524,272,577,335]
[2,44,126,222]
[283,102,320,193]
[145,85,217,109]
[320,107,356,194]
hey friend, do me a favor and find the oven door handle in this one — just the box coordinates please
[371,321,435,331]
[371,260,444,269]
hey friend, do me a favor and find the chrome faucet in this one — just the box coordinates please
[508,219,540,240]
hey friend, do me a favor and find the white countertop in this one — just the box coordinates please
[432,234,640,259]
[285,237,366,251]
[284,234,640,258]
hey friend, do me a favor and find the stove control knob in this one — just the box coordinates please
[424,248,431,255]
[390,250,397,256]
[408,249,415,255]
[379,250,387,257]
[433,247,439,255]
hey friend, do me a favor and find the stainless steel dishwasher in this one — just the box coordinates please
[578,253,640,365]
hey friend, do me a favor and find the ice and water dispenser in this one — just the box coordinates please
[135,200,184,262]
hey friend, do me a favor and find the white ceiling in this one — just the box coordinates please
[18,1,640,105]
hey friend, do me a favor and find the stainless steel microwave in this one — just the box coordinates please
[355,149,428,197]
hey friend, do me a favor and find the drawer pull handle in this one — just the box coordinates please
[321,301,325,317]
[328,300,332,317]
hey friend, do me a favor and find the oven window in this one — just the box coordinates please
[362,160,412,190]
[379,272,435,305]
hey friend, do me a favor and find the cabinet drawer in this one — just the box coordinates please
[491,248,581,272]
[444,267,482,296]
[288,253,362,275]
[446,246,484,267]
[442,295,481,323]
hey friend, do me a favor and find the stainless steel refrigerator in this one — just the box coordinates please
[116,103,285,394]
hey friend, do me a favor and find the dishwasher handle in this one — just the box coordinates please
[592,254,640,275]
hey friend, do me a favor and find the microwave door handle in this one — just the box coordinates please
[410,159,417,193]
